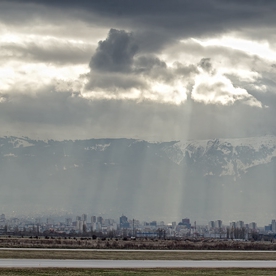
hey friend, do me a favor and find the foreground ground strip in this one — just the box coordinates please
[2,259,276,268]
[0,268,276,275]
[2,249,276,260]
[2,248,276,274]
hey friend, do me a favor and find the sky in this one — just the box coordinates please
[1,0,276,141]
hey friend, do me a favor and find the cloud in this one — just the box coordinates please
[199,58,213,73]
[1,1,276,141]
[83,29,188,103]
[85,29,263,107]
[85,72,146,92]
[90,29,138,72]
[0,38,94,65]
[191,73,262,107]
[134,55,167,73]
[0,86,275,142]
[6,0,276,49]
[190,58,263,107]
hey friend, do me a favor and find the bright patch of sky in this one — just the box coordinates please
[192,36,276,62]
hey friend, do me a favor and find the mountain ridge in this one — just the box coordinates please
[1,135,276,223]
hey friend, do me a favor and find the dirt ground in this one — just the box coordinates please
[2,249,276,260]
[0,268,276,276]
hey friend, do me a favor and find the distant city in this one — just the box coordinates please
[1,213,276,240]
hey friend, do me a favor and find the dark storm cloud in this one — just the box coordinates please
[134,55,167,73]
[90,29,138,72]
[10,0,276,23]
[86,28,197,91]
[133,55,174,83]
[85,30,200,92]
[8,1,276,31]
[5,0,276,52]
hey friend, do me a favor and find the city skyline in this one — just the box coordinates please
[0,211,267,242]
[0,211,268,229]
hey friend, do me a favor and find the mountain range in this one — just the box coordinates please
[1,136,276,224]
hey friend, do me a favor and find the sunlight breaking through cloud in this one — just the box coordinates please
[192,36,276,61]
[191,71,262,107]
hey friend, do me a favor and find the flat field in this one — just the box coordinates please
[1,268,276,275]
[2,249,276,260]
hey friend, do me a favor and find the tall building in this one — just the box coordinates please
[76,220,81,232]
[120,215,129,228]
[236,221,244,228]
[178,218,191,228]
[208,221,215,229]
[65,218,72,226]
[97,216,103,225]
[214,220,222,228]
[79,220,84,232]
[91,216,96,223]
[182,218,190,224]
[82,214,87,222]
[249,222,257,230]
[230,222,236,228]
[272,220,276,232]
[265,224,272,232]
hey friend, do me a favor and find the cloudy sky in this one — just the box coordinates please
[1,0,276,141]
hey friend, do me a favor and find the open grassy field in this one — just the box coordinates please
[1,249,276,260]
[1,268,276,275]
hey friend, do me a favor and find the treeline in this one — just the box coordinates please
[1,236,276,250]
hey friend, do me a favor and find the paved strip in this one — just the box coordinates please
[1,259,276,268]
[1,248,276,253]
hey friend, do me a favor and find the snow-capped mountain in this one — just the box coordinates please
[1,136,276,223]
[161,136,276,177]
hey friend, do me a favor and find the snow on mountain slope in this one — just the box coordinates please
[85,143,111,151]
[7,137,35,148]
[162,136,276,176]
[1,135,276,178]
